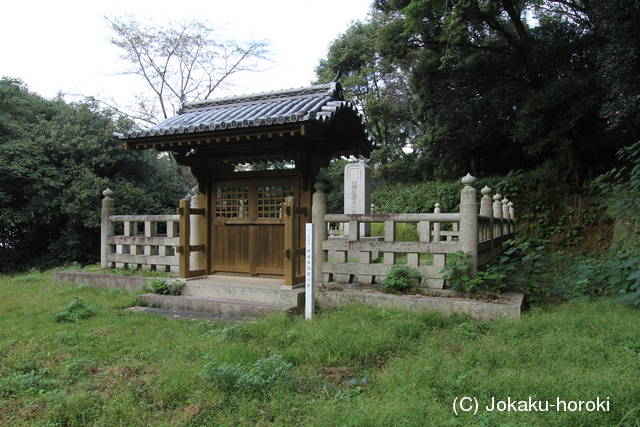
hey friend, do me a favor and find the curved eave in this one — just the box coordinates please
[115,102,372,157]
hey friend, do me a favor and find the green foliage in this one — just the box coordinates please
[316,159,350,214]
[490,239,551,305]
[595,0,640,130]
[381,265,421,293]
[0,78,191,273]
[201,354,293,394]
[373,180,460,213]
[592,140,640,224]
[441,251,507,295]
[559,250,640,306]
[0,369,58,398]
[319,1,634,186]
[316,16,418,182]
[452,239,640,307]
[54,298,95,322]
[143,278,184,296]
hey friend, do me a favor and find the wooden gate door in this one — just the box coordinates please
[211,177,298,276]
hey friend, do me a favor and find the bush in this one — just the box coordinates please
[560,249,640,306]
[201,353,293,394]
[592,140,640,224]
[143,278,184,296]
[441,251,507,295]
[382,266,422,293]
[54,298,95,322]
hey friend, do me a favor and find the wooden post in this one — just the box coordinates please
[100,189,114,269]
[312,183,327,286]
[190,188,205,271]
[459,173,478,275]
[283,196,296,286]
[178,198,190,279]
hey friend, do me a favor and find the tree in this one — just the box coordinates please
[107,16,269,125]
[319,0,635,187]
[316,16,422,182]
[591,0,640,131]
[0,78,191,273]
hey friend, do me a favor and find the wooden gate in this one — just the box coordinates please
[210,177,299,278]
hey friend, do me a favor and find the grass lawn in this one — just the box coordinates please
[1,271,639,426]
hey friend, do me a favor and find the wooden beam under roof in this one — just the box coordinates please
[123,124,310,151]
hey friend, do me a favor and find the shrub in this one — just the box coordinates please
[560,249,640,306]
[441,251,508,295]
[54,298,95,322]
[143,278,184,296]
[382,266,422,293]
[592,140,640,224]
[201,353,293,394]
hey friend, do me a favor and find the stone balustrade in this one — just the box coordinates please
[311,175,516,288]
[100,189,185,273]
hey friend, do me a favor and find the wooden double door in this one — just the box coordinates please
[210,177,299,276]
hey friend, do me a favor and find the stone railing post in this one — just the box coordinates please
[100,189,114,269]
[493,193,503,237]
[502,198,510,236]
[480,186,493,217]
[312,182,327,286]
[508,201,515,235]
[480,186,493,250]
[433,203,441,242]
[459,174,478,274]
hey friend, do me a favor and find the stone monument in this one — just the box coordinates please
[344,162,371,236]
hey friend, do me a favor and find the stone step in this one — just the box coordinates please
[137,293,291,318]
[125,306,246,322]
[182,280,304,308]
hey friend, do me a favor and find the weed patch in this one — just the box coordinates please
[54,298,95,322]
[143,278,184,296]
[0,369,58,398]
[202,354,294,394]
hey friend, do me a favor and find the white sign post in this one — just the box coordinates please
[305,223,314,321]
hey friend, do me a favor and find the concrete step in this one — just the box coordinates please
[137,293,291,318]
[182,279,304,308]
[125,306,246,322]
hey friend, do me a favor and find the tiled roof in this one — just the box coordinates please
[116,82,364,139]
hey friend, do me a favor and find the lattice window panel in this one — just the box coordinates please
[215,186,249,218]
[257,185,295,218]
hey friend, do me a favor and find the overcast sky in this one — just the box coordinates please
[2,0,372,109]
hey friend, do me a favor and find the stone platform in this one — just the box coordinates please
[53,271,303,321]
[53,271,522,321]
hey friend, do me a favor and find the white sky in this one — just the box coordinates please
[1,0,372,108]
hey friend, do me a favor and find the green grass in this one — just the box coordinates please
[81,263,176,278]
[1,271,639,425]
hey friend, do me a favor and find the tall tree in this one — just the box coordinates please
[107,16,269,125]
[0,78,191,272]
[321,0,635,187]
[316,15,423,181]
